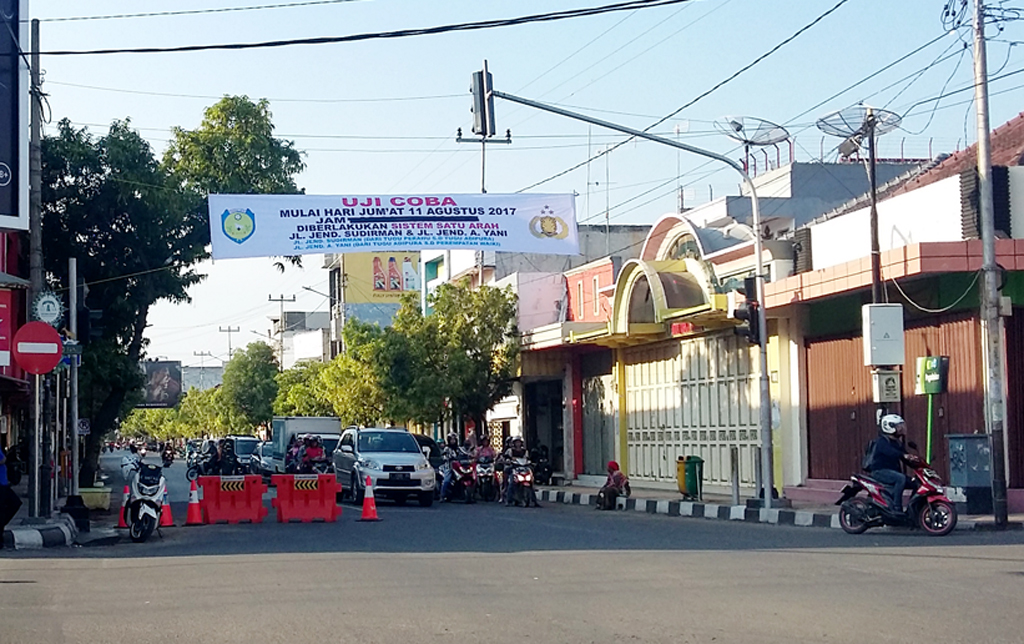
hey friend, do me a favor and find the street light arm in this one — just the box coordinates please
[490,88,774,507]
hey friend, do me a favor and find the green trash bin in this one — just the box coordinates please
[676,455,703,500]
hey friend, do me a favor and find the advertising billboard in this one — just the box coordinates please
[344,253,419,304]
[208,193,578,259]
[139,360,183,408]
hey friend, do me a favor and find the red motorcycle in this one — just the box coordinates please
[444,457,476,503]
[836,453,957,536]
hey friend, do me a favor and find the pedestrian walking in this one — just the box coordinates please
[0,441,24,549]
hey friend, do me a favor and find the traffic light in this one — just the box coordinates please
[76,307,104,345]
[729,276,761,345]
[470,67,496,138]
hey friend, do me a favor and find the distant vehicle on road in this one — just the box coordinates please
[269,417,343,474]
[334,427,435,507]
[249,441,275,481]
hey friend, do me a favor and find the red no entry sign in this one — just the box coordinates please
[13,321,63,375]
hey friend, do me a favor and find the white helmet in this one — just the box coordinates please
[880,414,906,435]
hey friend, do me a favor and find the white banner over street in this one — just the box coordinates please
[208,193,578,259]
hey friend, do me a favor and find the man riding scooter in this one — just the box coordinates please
[502,436,540,507]
[440,433,473,502]
[863,414,913,516]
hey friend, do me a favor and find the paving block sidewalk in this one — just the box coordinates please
[538,484,1020,531]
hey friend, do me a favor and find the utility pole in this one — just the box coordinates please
[193,351,213,389]
[218,325,239,358]
[267,295,295,368]
[27,19,42,518]
[69,259,80,497]
[973,0,1009,527]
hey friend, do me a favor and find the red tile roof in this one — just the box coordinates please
[889,111,1024,198]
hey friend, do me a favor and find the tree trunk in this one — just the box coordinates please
[78,306,149,488]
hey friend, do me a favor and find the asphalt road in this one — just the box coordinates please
[2,455,1023,643]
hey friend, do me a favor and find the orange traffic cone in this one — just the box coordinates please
[185,479,203,526]
[116,485,129,529]
[159,489,174,527]
[358,475,380,522]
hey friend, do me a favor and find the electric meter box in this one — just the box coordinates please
[863,303,904,366]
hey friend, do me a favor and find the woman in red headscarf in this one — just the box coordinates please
[597,460,630,510]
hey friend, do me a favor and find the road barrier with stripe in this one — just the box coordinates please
[271,474,342,523]
[197,475,268,524]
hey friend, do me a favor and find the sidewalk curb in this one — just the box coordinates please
[538,489,984,531]
[3,514,78,550]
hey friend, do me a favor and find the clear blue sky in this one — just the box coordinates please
[30,0,1024,365]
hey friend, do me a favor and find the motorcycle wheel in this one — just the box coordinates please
[129,515,156,543]
[839,498,871,534]
[186,466,199,482]
[8,465,21,487]
[918,500,957,536]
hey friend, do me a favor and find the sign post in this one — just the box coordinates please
[915,356,950,462]
[13,321,64,516]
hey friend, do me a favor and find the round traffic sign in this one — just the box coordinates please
[12,321,64,375]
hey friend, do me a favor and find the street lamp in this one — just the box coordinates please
[486,87,776,508]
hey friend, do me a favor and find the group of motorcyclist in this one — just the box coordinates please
[439,432,542,507]
[188,438,244,476]
[284,434,328,474]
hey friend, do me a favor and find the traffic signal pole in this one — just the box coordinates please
[489,88,775,508]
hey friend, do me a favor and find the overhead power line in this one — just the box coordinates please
[38,0,363,22]
[517,0,853,192]
[41,0,695,56]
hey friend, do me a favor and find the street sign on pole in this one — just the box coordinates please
[77,418,90,436]
[12,321,63,374]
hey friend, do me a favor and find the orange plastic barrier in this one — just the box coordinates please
[271,474,342,523]
[197,475,268,524]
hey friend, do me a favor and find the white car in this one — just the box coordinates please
[333,427,435,507]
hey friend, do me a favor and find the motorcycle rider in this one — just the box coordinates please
[502,436,538,507]
[299,435,326,473]
[474,434,496,461]
[864,414,911,515]
[440,433,468,501]
[161,442,175,465]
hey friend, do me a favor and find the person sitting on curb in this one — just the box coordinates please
[597,460,630,510]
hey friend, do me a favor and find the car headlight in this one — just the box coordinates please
[359,459,381,471]
[415,460,431,471]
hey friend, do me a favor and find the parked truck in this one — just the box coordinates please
[269,416,344,474]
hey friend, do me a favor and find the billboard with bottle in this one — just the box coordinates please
[345,252,420,304]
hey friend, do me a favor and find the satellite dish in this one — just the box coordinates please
[714,116,790,147]
[816,105,902,139]
[714,116,789,175]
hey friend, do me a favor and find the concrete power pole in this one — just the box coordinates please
[218,326,240,358]
[27,19,42,517]
[268,295,295,368]
[973,0,1009,527]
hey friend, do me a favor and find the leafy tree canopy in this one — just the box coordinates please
[274,360,334,417]
[220,342,280,429]
[163,95,305,195]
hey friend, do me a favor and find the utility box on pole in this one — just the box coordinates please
[863,303,904,366]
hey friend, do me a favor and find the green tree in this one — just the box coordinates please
[274,360,334,417]
[318,321,389,426]
[42,119,208,488]
[220,342,280,430]
[429,283,519,434]
[163,96,305,195]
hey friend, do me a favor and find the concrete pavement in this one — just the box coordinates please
[2,494,1024,643]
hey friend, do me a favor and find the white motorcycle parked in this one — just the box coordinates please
[120,452,166,543]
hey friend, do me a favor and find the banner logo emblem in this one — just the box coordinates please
[222,209,256,244]
[529,206,568,240]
